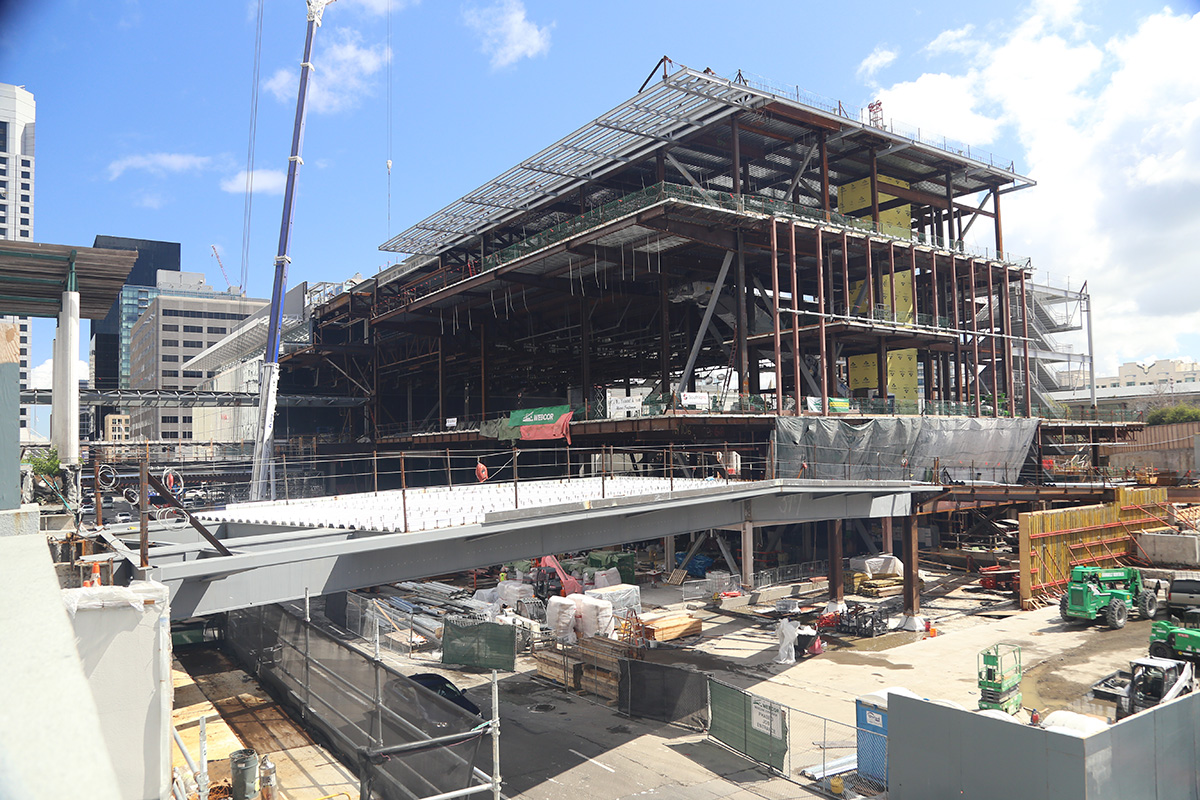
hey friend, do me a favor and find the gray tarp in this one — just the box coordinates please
[775,416,1039,483]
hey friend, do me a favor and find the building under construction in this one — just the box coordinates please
[277,66,1126,480]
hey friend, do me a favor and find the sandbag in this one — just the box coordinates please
[593,567,621,589]
[497,580,534,608]
[574,594,615,638]
[546,596,577,644]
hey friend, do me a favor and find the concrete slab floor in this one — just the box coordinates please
[173,647,359,799]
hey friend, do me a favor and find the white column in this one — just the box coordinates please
[51,291,80,466]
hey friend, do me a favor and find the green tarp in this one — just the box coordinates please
[586,551,637,585]
[509,405,571,427]
[442,619,516,672]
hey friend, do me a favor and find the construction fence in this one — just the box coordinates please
[226,603,493,800]
[706,679,886,796]
[1018,486,1171,608]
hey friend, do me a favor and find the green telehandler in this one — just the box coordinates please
[1059,566,1157,629]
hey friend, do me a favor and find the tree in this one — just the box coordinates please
[26,447,60,477]
[1146,404,1200,426]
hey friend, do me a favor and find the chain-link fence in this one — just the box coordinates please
[346,593,444,661]
[706,678,889,797]
[226,603,494,800]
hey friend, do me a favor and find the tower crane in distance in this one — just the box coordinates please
[210,245,243,296]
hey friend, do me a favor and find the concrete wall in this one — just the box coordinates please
[1136,530,1200,567]
[64,581,172,800]
[889,692,1200,799]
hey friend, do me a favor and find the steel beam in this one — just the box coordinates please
[148,480,913,619]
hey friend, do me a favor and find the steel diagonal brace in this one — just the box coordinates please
[147,474,233,557]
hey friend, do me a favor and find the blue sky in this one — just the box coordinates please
[3,0,1199,433]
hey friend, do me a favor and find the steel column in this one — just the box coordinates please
[582,299,593,416]
[841,231,850,318]
[737,231,749,396]
[731,115,741,196]
[770,220,782,413]
[987,263,999,417]
[903,514,919,617]
[828,519,844,604]
[817,229,828,415]
[970,259,981,415]
[865,238,876,318]
[820,132,831,219]
[877,337,889,407]
[1003,268,1016,416]
[1021,269,1032,417]
[951,256,963,403]
[789,223,801,411]
[869,148,880,226]
[993,188,1004,259]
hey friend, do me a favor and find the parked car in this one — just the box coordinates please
[409,674,481,716]
[1168,573,1200,616]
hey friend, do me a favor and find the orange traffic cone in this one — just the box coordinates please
[85,562,102,587]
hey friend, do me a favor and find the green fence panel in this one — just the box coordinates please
[442,620,516,672]
[708,680,788,771]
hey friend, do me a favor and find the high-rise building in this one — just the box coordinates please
[89,237,181,391]
[127,271,265,441]
[1,83,37,437]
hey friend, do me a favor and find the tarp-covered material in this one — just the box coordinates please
[585,583,642,615]
[775,416,1039,483]
[849,555,904,578]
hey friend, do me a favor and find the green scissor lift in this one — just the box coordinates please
[978,644,1023,715]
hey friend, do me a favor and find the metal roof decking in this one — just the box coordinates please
[380,67,1032,264]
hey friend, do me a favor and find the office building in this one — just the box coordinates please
[127,271,265,440]
[89,237,181,391]
[1,83,36,436]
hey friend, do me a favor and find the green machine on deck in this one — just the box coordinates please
[978,644,1023,715]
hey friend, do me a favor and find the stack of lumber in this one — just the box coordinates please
[847,571,872,593]
[575,635,633,702]
[860,577,904,597]
[533,647,582,689]
[639,610,702,641]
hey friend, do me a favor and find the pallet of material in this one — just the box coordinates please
[577,635,637,672]
[581,665,620,701]
[639,611,703,641]
[859,584,904,597]
[534,651,582,689]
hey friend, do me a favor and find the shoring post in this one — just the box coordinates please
[400,452,408,531]
[669,443,675,491]
[372,449,378,494]
[970,260,981,416]
[139,456,149,568]
[446,448,453,488]
[198,716,209,800]
[93,458,103,527]
[601,445,607,498]
[491,670,501,800]
[282,453,290,501]
[513,448,519,509]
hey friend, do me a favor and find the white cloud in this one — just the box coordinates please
[462,0,552,70]
[107,153,211,180]
[135,192,165,209]
[925,24,977,55]
[877,8,1200,371]
[28,358,88,391]
[340,0,418,14]
[857,45,898,82]
[265,27,389,114]
[220,169,287,195]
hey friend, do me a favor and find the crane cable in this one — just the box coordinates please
[240,0,267,297]
[386,0,393,250]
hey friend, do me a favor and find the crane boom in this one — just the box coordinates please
[210,244,240,295]
[250,0,334,501]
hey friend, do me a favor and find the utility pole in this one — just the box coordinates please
[251,0,335,501]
